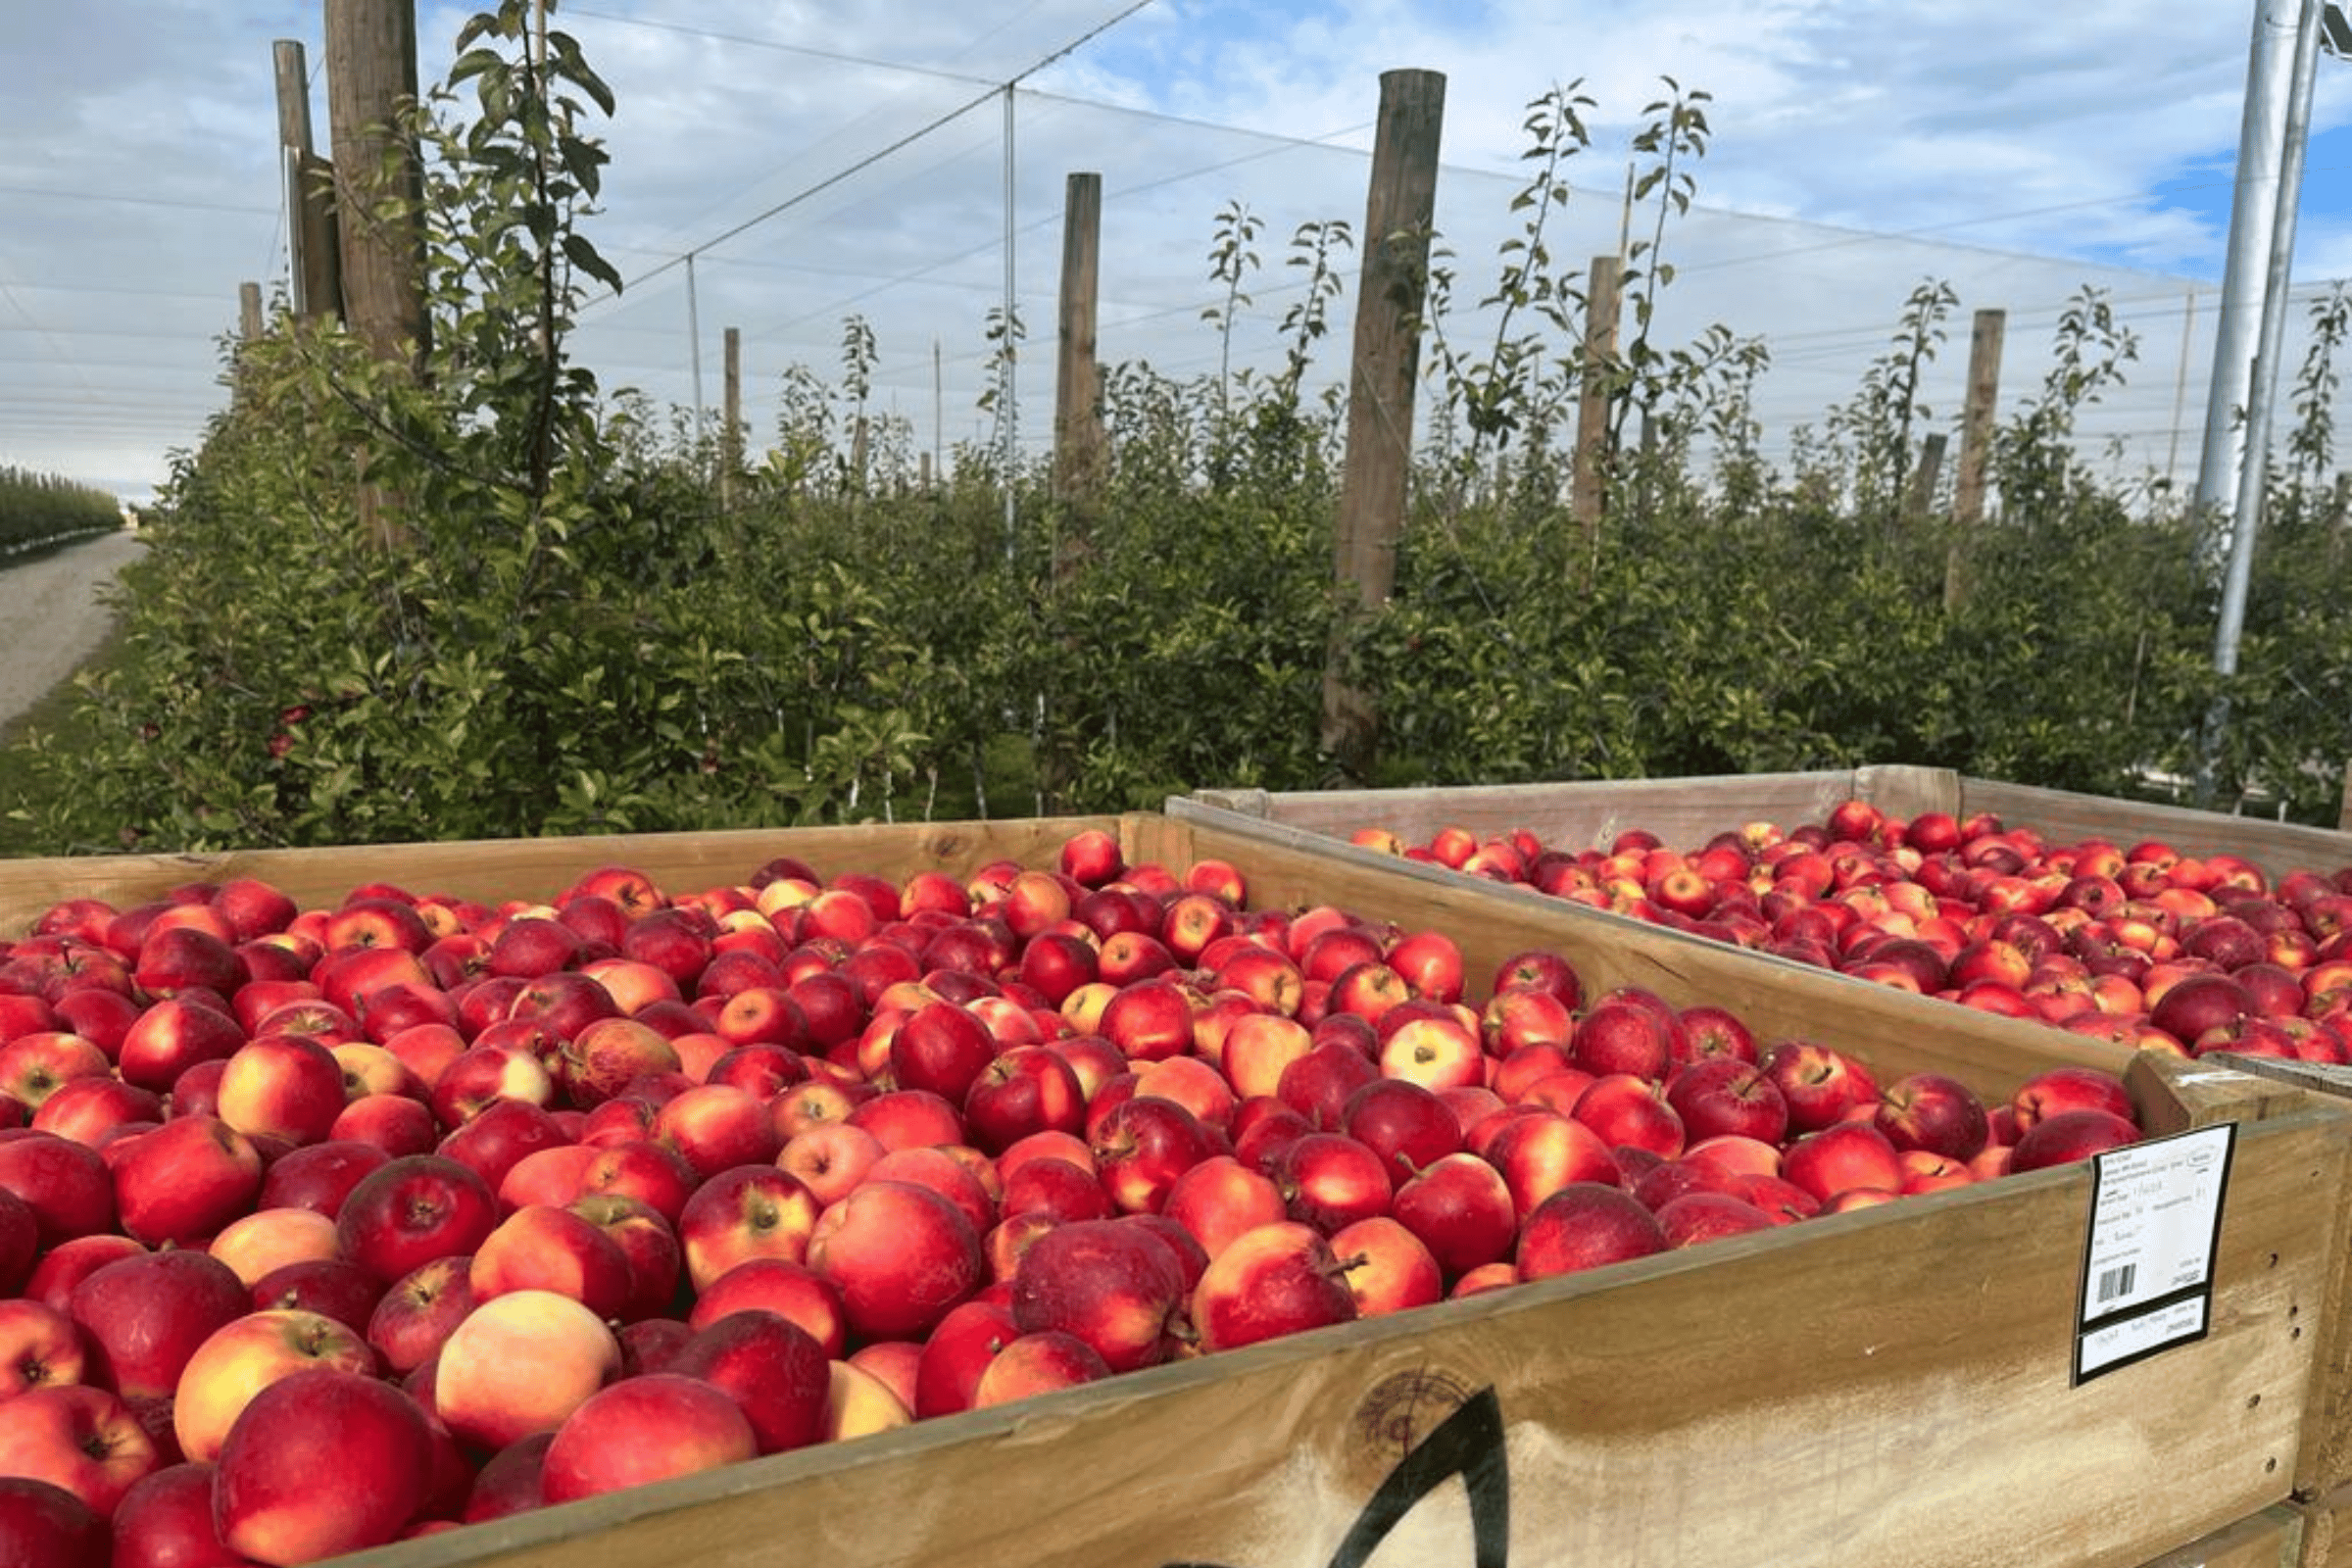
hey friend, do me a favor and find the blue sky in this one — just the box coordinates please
[2,0,2349,499]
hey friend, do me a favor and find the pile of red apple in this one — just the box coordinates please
[1354,800,2352,1062]
[0,828,2143,1564]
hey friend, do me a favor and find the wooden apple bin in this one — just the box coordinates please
[1178,765,2352,1560]
[0,811,2343,1568]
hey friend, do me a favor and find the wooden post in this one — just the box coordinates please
[721,327,742,514]
[324,0,425,552]
[274,39,341,322]
[1053,172,1105,511]
[1945,308,2005,611]
[1325,69,1446,781]
[1905,432,1948,521]
[324,0,426,369]
[239,283,265,344]
[1570,252,1622,541]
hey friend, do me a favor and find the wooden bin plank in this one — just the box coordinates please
[1955,778,2352,884]
[0,818,1130,937]
[1187,771,1877,858]
[340,1108,2343,1568]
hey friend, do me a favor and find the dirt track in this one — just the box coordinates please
[0,530,146,734]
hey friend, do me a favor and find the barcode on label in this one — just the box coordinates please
[2095,1262,2136,1304]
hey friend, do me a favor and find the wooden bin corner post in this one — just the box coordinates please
[1325,68,1446,785]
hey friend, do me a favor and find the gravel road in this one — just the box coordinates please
[0,530,146,733]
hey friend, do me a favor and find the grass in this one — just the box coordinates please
[0,622,123,858]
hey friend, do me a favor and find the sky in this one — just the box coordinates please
[2,0,2349,504]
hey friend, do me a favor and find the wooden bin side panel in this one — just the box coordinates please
[347,1112,2343,1568]
[1956,778,2352,884]
[1186,770,1886,854]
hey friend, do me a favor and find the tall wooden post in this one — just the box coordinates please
[324,0,426,370]
[1570,252,1623,544]
[324,0,425,551]
[239,284,265,344]
[274,39,341,321]
[1053,172,1105,512]
[721,327,742,513]
[1945,308,2006,610]
[1905,432,1948,521]
[1325,69,1446,781]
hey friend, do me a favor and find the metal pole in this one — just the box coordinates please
[685,253,707,454]
[2192,0,2309,541]
[2196,0,2325,807]
[1001,84,1017,565]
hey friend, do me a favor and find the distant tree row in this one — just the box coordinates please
[0,467,123,556]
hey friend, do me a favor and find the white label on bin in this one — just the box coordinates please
[2073,1123,2233,1384]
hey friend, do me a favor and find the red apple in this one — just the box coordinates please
[0,1384,158,1516]
[116,1000,247,1095]
[1482,1109,1620,1218]
[912,1297,1021,1418]
[0,1298,85,1400]
[1663,1057,1789,1146]
[1874,1072,1991,1161]
[1571,1073,1686,1159]
[333,1153,500,1285]
[213,1367,431,1564]
[539,1372,757,1505]
[1762,1040,1882,1134]
[664,1308,831,1454]
[678,1164,822,1293]
[806,1179,983,1345]
[2011,1065,2136,1133]
[99,1462,222,1568]
[1160,1153,1288,1262]
[172,1305,376,1464]
[2010,1108,2144,1172]
[467,1203,635,1319]
[1326,1214,1444,1316]
[971,1330,1111,1409]
[1781,1120,1906,1203]
[1189,1219,1356,1353]
[66,1248,247,1404]
[109,1115,263,1248]
[1008,1215,1192,1372]
[367,1255,477,1377]
[1391,1152,1519,1279]
[1516,1183,1670,1280]
[687,1258,848,1357]
[432,1288,621,1452]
